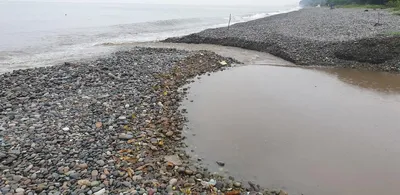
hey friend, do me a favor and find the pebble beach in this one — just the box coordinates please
[2,6,400,195]
[0,48,285,195]
[166,7,400,71]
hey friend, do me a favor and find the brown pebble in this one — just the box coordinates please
[91,170,99,177]
[279,190,288,195]
[62,182,69,189]
[77,179,90,186]
[103,180,109,186]
[23,179,31,185]
[166,131,174,137]
[95,122,102,128]
[185,169,194,175]
[104,168,110,175]
[78,163,88,169]
[63,167,70,173]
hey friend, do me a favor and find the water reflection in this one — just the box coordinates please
[320,68,400,93]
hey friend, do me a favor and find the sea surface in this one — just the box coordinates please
[0,1,299,72]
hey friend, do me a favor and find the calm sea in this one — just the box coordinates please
[0,1,299,72]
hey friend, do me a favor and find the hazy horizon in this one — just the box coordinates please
[1,0,301,72]
[5,0,300,6]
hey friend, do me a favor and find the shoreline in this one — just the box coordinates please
[164,7,400,72]
[2,6,400,195]
[0,47,287,195]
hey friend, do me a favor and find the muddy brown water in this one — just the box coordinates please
[182,65,400,195]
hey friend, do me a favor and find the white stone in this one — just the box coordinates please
[169,178,178,186]
[15,188,25,193]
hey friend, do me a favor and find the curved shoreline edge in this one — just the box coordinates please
[0,47,288,195]
[164,7,400,72]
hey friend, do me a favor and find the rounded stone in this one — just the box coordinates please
[184,169,193,175]
[233,182,242,187]
[15,188,25,193]
[169,178,178,186]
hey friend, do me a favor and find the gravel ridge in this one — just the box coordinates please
[165,8,400,72]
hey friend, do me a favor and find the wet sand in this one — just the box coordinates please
[109,42,295,66]
[0,42,294,74]
[183,65,400,195]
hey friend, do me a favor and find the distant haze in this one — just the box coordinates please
[9,0,300,6]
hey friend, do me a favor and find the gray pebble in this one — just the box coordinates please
[118,133,133,140]
[52,173,59,180]
[169,178,178,186]
[96,160,105,166]
[122,181,132,188]
[90,181,100,187]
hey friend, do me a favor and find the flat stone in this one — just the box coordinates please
[8,149,20,155]
[23,179,31,185]
[15,188,25,193]
[92,187,102,193]
[166,131,174,137]
[132,175,142,181]
[12,175,22,182]
[164,155,182,166]
[1,187,10,194]
[24,164,33,172]
[118,133,133,140]
[77,180,91,186]
[90,181,100,187]
[122,181,131,188]
[93,189,105,195]
[78,163,88,169]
